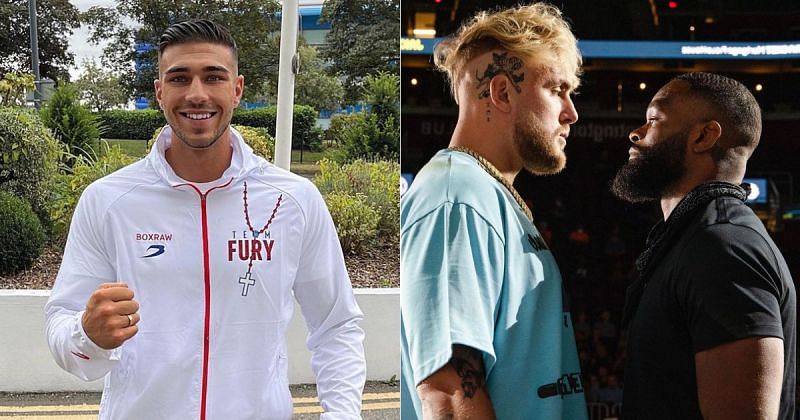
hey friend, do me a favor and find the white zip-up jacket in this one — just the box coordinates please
[45,126,366,420]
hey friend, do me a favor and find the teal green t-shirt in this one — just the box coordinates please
[400,149,587,419]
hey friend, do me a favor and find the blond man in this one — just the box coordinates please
[400,4,587,419]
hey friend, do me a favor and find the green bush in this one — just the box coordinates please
[325,113,361,146]
[50,144,137,239]
[315,159,400,239]
[40,83,102,164]
[233,105,321,151]
[0,107,62,228]
[329,72,399,162]
[362,72,400,128]
[233,125,274,160]
[96,109,166,140]
[147,125,274,160]
[99,106,320,150]
[323,192,379,254]
[0,191,46,275]
[0,72,35,107]
[231,107,275,128]
[330,112,399,163]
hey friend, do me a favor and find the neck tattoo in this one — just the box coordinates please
[448,146,533,222]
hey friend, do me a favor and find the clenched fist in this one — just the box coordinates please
[82,283,140,349]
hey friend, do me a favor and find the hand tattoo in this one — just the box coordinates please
[476,52,525,100]
[449,345,487,398]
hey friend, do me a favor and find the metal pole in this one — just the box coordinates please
[273,0,299,170]
[28,0,41,108]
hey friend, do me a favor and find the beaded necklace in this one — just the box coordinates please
[448,146,533,222]
[241,181,283,276]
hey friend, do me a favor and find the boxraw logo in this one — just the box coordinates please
[135,233,173,241]
[143,245,166,258]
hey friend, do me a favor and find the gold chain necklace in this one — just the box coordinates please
[448,146,533,222]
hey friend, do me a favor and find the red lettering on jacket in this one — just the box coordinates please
[228,239,275,262]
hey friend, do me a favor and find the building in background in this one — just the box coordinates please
[400,4,800,417]
[402,0,800,238]
[135,0,331,109]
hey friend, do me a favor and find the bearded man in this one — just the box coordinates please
[613,72,796,420]
[399,4,588,419]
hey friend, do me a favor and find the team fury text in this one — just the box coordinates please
[228,230,275,261]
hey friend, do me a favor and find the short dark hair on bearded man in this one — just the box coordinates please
[674,72,761,162]
[158,19,238,60]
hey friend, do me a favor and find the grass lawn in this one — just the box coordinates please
[104,139,148,158]
[291,149,326,163]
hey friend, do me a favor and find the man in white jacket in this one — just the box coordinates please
[45,19,366,420]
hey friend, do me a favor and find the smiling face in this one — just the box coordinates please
[155,42,243,150]
[513,61,579,175]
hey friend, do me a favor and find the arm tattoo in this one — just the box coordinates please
[476,52,525,100]
[449,345,487,398]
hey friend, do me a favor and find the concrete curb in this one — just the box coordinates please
[0,288,399,392]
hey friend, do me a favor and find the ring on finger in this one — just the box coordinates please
[126,314,133,327]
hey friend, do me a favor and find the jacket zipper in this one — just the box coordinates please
[199,193,211,420]
[175,179,232,420]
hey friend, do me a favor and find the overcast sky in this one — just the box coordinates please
[68,0,117,79]
[66,1,322,79]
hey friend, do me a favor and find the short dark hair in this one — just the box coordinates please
[674,72,761,162]
[158,19,238,60]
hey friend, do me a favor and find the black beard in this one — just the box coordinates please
[611,130,688,203]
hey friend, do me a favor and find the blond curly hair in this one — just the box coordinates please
[434,3,582,100]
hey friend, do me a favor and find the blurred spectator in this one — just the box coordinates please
[585,374,601,403]
[591,342,613,372]
[538,220,553,246]
[597,374,624,404]
[611,331,628,376]
[579,349,592,369]
[608,261,627,284]
[593,309,619,352]
[574,311,592,346]
[574,255,589,280]
[603,224,627,258]
[551,196,567,222]
[596,365,609,380]
[569,223,591,246]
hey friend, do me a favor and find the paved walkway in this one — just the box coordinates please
[0,382,399,419]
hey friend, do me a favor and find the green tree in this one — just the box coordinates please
[40,83,102,165]
[362,72,399,131]
[0,107,62,229]
[74,59,130,112]
[246,41,344,111]
[0,191,46,275]
[0,72,35,106]
[331,72,399,162]
[295,44,344,111]
[320,0,399,100]
[82,0,282,104]
[0,0,80,81]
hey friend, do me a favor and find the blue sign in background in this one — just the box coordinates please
[401,38,800,60]
[135,97,149,110]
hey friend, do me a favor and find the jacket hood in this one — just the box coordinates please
[147,125,268,190]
